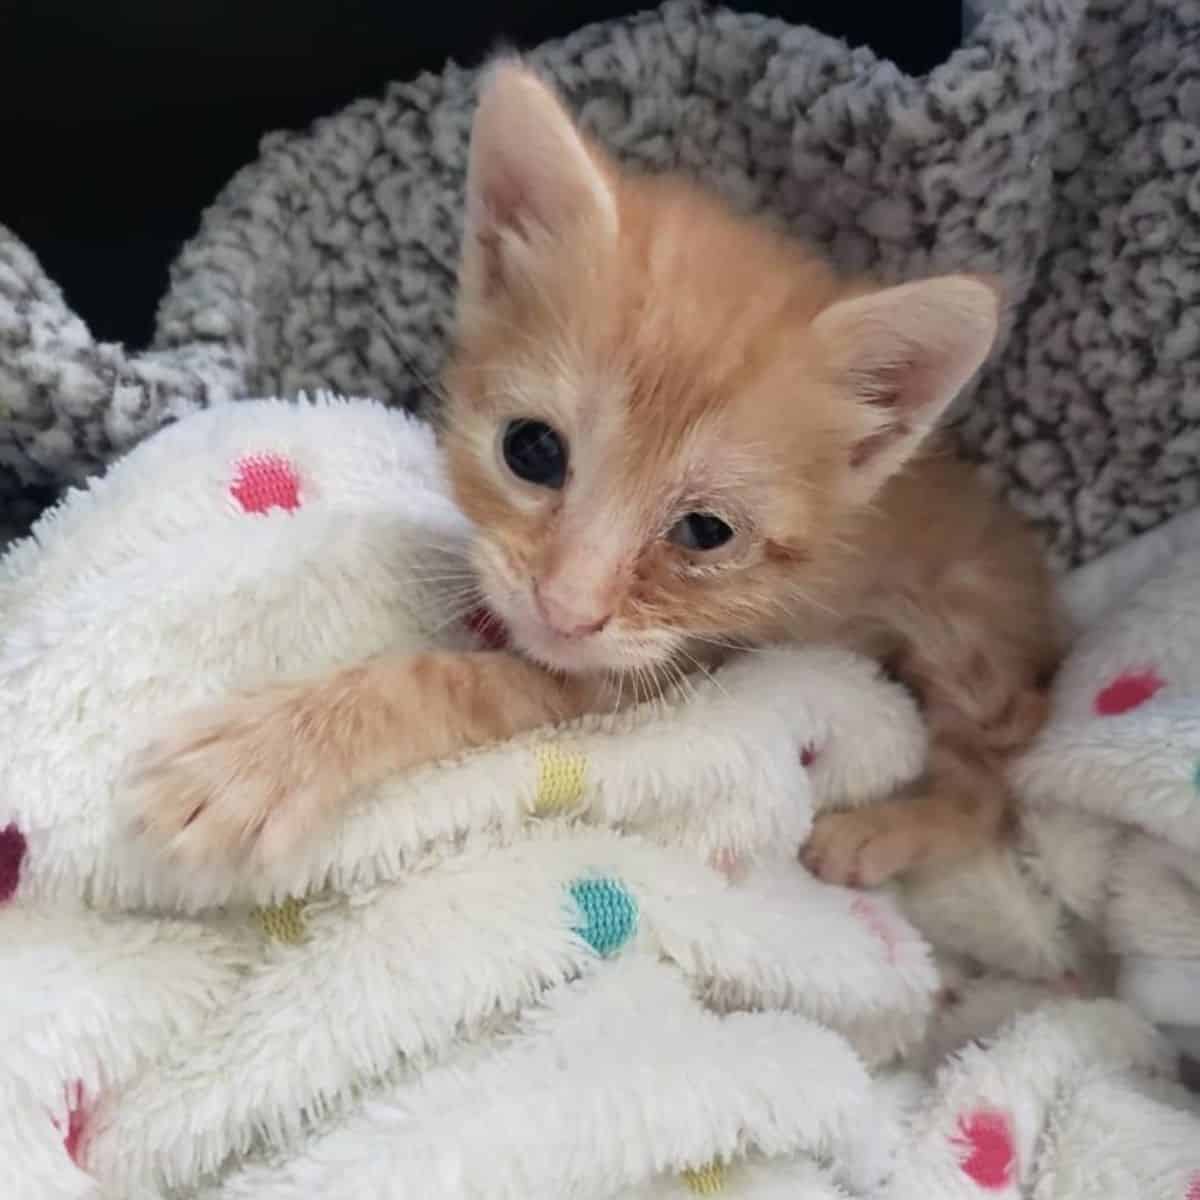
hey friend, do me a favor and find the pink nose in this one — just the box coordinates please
[534,582,611,639]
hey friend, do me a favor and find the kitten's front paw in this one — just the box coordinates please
[123,686,344,868]
[802,807,923,888]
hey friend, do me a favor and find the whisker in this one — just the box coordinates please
[406,571,481,585]
[427,595,486,619]
[612,666,626,718]
[686,634,767,656]
[642,662,667,723]
[425,593,489,635]
[665,657,698,709]
[677,648,728,702]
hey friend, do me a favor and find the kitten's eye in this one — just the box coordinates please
[668,512,735,551]
[502,419,568,489]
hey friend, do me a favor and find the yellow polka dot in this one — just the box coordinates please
[681,1162,727,1194]
[252,896,309,944]
[533,745,588,814]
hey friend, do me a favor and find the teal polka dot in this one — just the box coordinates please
[569,876,638,958]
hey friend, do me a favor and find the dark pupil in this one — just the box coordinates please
[502,420,567,489]
[671,512,734,551]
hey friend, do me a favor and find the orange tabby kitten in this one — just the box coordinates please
[127,63,1059,885]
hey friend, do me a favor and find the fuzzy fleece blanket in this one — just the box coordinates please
[903,506,1200,1065]
[2,0,1200,567]
[2,397,1199,1199]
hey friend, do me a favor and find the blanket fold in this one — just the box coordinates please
[3,398,1198,1198]
[0,399,935,1198]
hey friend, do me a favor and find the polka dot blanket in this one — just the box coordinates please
[904,506,1200,1074]
[2,396,1198,1199]
[2,0,1200,569]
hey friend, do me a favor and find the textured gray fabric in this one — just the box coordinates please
[0,0,1197,566]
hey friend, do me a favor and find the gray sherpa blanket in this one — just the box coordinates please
[1,0,1198,566]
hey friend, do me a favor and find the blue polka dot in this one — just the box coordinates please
[569,876,638,958]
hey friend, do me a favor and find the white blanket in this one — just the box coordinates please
[1,398,1196,1199]
[903,509,1200,1064]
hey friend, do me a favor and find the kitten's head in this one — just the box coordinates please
[442,63,1000,675]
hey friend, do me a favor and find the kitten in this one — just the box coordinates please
[127,63,1059,885]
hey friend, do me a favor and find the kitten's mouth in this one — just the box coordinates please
[507,613,610,672]
[464,605,509,651]
[468,551,661,673]
[472,594,627,674]
[463,602,588,669]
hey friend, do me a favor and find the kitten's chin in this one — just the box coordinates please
[503,611,625,675]
[485,595,671,676]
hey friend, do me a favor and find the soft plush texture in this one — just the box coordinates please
[903,506,1200,1064]
[2,397,1198,1198]
[4,0,1200,1187]
[2,0,1200,567]
[0,398,933,1198]
[887,1001,1200,1199]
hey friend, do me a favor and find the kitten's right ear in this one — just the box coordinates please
[460,62,617,304]
[812,275,1001,505]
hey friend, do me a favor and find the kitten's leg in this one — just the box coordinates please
[126,651,601,868]
[804,558,1057,888]
[803,734,1019,887]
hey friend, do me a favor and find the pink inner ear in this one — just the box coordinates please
[480,162,529,239]
[471,159,558,297]
[844,353,927,469]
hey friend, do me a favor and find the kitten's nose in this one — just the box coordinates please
[534,580,611,639]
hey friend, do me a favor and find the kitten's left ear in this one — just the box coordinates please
[812,275,1001,503]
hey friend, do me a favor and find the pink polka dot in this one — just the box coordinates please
[230,454,301,514]
[1186,1170,1200,1200]
[465,606,508,650]
[851,895,897,963]
[800,743,818,768]
[711,848,740,879]
[0,823,26,903]
[953,1110,1015,1189]
[1094,668,1164,716]
[1052,971,1084,997]
[50,1081,88,1167]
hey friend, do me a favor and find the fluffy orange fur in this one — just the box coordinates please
[127,63,1059,884]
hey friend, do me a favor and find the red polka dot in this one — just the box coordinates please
[953,1109,1015,1189]
[800,744,818,768]
[50,1080,88,1167]
[1185,1170,1200,1200]
[465,606,508,650]
[0,823,26,903]
[851,895,897,963]
[1052,971,1084,997]
[230,454,301,514]
[711,848,740,878]
[1094,668,1164,716]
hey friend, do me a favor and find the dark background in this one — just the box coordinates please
[0,1,959,349]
